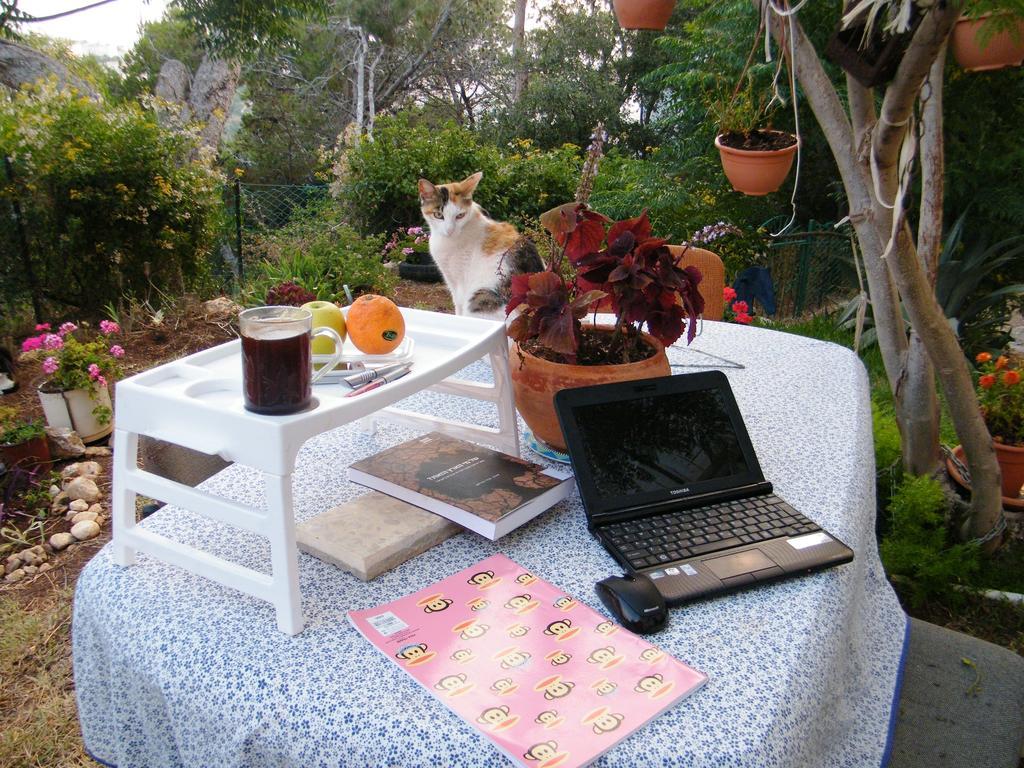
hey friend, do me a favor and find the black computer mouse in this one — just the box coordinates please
[595,573,668,634]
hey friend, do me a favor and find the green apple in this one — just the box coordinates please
[302,300,347,354]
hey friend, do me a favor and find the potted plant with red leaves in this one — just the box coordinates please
[505,204,704,451]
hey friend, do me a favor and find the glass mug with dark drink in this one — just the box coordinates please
[239,306,345,415]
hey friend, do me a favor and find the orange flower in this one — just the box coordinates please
[979,374,996,389]
[975,352,992,363]
[1003,370,1020,386]
[995,355,1009,370]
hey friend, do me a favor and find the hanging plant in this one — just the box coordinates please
[825,0,927,87]
[612,0,677,30]
[952,12,1024,71]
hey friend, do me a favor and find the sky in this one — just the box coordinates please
[18,0,170,58]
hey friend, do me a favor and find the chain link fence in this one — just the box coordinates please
[763,219,858,318]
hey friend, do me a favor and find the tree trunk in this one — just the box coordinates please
[187,55,240,158]
[367,45,383,140]
[512,0,528,102]
[353,28,367,137]
[0,39,98,98]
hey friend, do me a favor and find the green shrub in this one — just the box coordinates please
[335,112,580,234]
[879,475,980,607]
[242,201,393,305]
[0,78,222,315]
[872,401,903,516]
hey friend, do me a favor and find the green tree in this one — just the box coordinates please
[113,11,204,103]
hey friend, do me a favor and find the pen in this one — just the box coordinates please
[341,361,408,387]
[345,364,412,397]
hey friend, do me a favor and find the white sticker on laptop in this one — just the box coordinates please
[649,571,665,580]
[665,567,680,576]
[680,564,698,576]
[366,611,407,636]
[788,531,831,550]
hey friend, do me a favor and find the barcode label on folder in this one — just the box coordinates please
[366,611,407,636]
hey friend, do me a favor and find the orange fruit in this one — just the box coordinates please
[346,294,405,354]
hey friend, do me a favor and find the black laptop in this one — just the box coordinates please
[554,371,853,604]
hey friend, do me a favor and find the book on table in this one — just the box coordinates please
[348,554,708,768]
[348,432,574,540]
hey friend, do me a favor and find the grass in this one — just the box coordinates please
[0,583,93,767]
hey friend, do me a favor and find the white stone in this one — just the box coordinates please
[71,520,100,541]
[29,545,45,557]
[22,565,37,575]
[84,446,111,457]
[18,550,39,567]
[69,499,90,513]
[49,532,75,551]
[95,515,107,526]
[49,484,61,497]
[71,511,98,525]
[5,559,21,575]
[45,427,86,459]
[4,553,19,567]
[78,461,102,477]
[87,504,103,516]
[61,463,81,479]
[38,562,52,573]
[4,568,25,582]
[64,476,101,504]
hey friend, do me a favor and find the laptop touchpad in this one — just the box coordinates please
[704,549,776,580]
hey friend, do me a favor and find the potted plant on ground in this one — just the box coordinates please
[0,406,50,471]
[386,226,442,283]
[711,84,798,197]
[612,0,677,30]
[505,204,704,451]
[21,320,125,443]
[952,10,1024,72]
[974,352,1023,499]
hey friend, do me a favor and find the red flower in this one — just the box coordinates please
[979,374,996,389]
[1003,370,1020,386]
[731,300,749,314]
[975,352,992,363]
[723,286,737,302]
[734,312,753,325]
[995,355,1009,371]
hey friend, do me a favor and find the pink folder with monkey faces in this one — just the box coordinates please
[348,554,707,768]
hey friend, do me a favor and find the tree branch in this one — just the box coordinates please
[375,0,455,106]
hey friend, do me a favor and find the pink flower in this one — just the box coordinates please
[43,333,63,350]
[735,312,753,325]
[58,321,78,336]
[402,247,415,255]
[408,226,424,235]
[109,344,125,358]
[21,336,43,352]
[415,236,426,244]
[96,375,107,388]
[88,363,101,379]
[42,356,59,375]
[35,323,51,332]
[731,300,749,314]
[723,286,737,303]
[100,320,121,335]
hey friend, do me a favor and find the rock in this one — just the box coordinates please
[95,515,107,526]
[38,562,52,573]
[42,543,54,554]
[64,476,101,504]
[49,532,75,551]
[18,550,39,567]
[51,491,70,514]
[61,463,81,479]
[4,568,25,583]
[30,545,45,557]
[84,446,111,458]
[62,461,101,480]
[23,565,37,575]
[87,504,103,516]
[71,511,98,525]
[49,484,61,497]
[45,427,86,459]
[203,296,242,323]
[71,520,100,541]
[4,553,19,568]
[69,499,90,513]
[5,559,21,575]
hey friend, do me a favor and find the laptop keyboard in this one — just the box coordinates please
[602,494,822,570]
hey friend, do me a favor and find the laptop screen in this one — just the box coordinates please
[555,372,766,519]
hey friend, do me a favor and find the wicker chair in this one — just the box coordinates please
[669,245,725,321]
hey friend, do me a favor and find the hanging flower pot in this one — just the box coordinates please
[38,384,113,443]
[715,131,799,196]
[952,13,1024,72]
[612,0,676,30]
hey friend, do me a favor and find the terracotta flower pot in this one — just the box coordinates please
[715,133,799,196]
[612,0,676,30]
[952,14,1024,72]
[994,441,1024,499]
[510,327,671,451]
[38,384,113,443]
[0,434,50,471]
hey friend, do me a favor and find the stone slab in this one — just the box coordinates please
[296,491,461,581]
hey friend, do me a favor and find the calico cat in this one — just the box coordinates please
[418,172,542,320]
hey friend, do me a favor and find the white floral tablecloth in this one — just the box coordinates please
[73,320,908,768]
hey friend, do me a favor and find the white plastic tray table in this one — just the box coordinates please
[110,308,518,634]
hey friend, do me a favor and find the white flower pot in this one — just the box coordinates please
[38,385,113,443]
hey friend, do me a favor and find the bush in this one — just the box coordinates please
[242,201,393,305]
[335,111,580,234]
[879,475,980,607]
[0,78,222,315]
